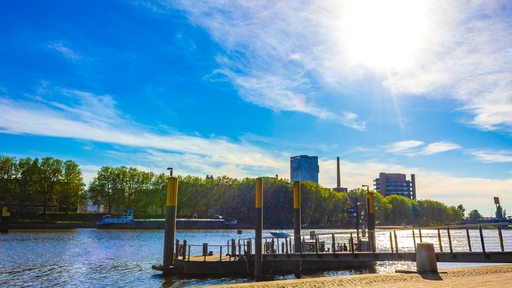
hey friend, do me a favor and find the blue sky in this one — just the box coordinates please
[1,0,511,216]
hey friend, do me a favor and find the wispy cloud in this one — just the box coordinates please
[387,140,424,154]
[166,1,366,129]
[0,89,285,176]
[386,140,460,156]
[471,150,512,163]
[47,42,82,61]
[382,1,512,132]
[420,141,461,155]
[161,1,512,133]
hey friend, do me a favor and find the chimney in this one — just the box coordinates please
[337,157,341,188]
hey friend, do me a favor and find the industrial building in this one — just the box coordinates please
[290,155,319,183]
[374,172,416,199]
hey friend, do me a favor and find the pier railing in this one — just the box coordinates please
[173,223,512,262]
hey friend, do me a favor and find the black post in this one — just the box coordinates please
[466,228,472,252]
[163,170,178,275]
[255,178,263,280]
[498,225,504,252]
[293,181,302,278]
[479,225,486,259]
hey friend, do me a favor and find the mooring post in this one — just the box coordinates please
[1,207,10,234]
[182,240,187,261]
[255,177,263,280]
[366,190,376,252]
[466,228,472,252]
[162,169,178,275]
[293,181,302,278]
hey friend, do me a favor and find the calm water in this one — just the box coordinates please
[1,228,509,287]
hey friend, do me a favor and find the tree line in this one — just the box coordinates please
[0,158,471,226]
[87,166,465,227]
[0,156,85,213]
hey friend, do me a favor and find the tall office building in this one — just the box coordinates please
[290,155,319,183]
[374,172,416,199]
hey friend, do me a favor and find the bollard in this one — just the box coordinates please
[416,242,438,274]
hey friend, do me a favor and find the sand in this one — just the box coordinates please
[203,265,512,288]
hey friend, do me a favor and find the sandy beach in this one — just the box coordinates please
[204,265,512,288]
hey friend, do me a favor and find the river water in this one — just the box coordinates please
[1,228,510,287]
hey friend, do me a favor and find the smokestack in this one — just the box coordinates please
[337,157,341,188]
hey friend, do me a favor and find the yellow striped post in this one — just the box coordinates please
[293,181,302,278]
[1,207,10,234]
[255,178,263,280]
[163,174,178,275]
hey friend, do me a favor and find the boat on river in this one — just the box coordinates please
[269,231,290,238]
[97,214,238,230]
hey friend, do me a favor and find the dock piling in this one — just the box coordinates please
[255,178,263,280]
[162,170,178,275]
[293,181,302,278]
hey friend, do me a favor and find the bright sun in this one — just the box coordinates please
[342,0,428,71]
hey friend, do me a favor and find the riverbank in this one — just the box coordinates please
[206,265,512,288]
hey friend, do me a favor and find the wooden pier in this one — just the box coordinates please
[153,175,512,278]
[157,224,512,277]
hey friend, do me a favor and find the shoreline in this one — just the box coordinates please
[205,265,512,288]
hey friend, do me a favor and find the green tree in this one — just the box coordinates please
[457,204,466,218]
[56,160,85,212]
[89,166,118,214]
[39,157,63,214]
[0,156,17,203]
[467,209,482,222]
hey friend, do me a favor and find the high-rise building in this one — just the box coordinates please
[374,172,416,199]
[290,155,319,183]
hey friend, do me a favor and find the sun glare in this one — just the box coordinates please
[342,0,428,71]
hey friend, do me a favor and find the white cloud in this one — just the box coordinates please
[0,90,284,175]
[319,158,512,217]
[169,0,367,129]
[163,1,512,133]
[420,141,461,155]
[471,150,512,163]
[387,140,424,154]
[47,42,82,61]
